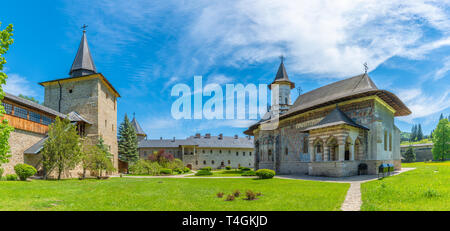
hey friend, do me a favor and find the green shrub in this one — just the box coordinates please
[225,166,231,170]
[225,194,235,201]
[240,167,251,171]
[160,168,172,175]
[6,174,18,181]
[255,169,275,179]
[233,189,241,197]
[183,167,190,173]
[173,168,184,174]
[246,190,257,200]
[129,160,161,175]
[0,168,4,180]
[14,164,37,181]
[200,166,212,171]
[242,170,256,176]
[195,170,213,176]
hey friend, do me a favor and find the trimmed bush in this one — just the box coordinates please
[0,168,4,180]
[173,168,183,174]
[6,174,18,181]
[160,168,172,175]
[225,194,235,201]
[183,167,190,173]
[242,170,256,176]
[225,166,231,170]
[14,164,37,181]
[246,190,257,200]
[200,166,212,171]
[240,167,251,171]
[255,169,275,179]
[233,189,241,197]
[195,170,213,176]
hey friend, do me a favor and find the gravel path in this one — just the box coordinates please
[276,168,415,211]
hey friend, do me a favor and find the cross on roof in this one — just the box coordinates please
[81,24,88,32]
[279,55,285,63]
[296,86,302,95]
[363,62,368,74]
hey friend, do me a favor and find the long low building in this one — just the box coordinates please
[400,143,433,162]
[131,118,254,170]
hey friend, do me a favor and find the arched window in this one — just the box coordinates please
[203,160,206,165]
[228,160,231,164]
[285,147,288,155]
[303,138,308,153]
[384,130,387,151]
[211,160,215,164]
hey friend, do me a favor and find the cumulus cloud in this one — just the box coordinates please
[4,73,38,98]
[396,88,450,123]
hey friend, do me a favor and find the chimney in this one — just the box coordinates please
[218,134,223,140]
[234,134,238,139]
[205,133,211,139]
[195,133,201,138]
[172,137,175,142]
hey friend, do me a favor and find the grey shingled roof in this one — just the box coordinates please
[69,31,97,77]
[131,117,146,136]
[68,111,92,124]
[270,61,295,89]
[303,106,368,131]
[24,136,48,154]
[139,135,254,149]
[4,92,66,118]
[244,73,411,135]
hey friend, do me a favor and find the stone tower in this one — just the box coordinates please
[131,115,147,142]
[39,29,120,170]
[269,58,295,117]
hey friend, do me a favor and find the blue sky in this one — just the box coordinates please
[2,0,449,139]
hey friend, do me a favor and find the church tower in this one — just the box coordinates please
[269,57,295,117]
[39,28,120,170]
[131,114,147,142]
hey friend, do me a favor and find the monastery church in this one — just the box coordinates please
[245,60,411,177]
[1,29,119,177]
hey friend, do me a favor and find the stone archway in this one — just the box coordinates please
[326,136,338,161]
[345,136,353,161]
[313,138,324,161]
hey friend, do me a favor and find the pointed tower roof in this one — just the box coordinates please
[131,116,146,137]
[269,58,295,89]
[69,30,97,77]
[303,105,368,131]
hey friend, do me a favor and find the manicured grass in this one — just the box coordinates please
[361,161,450,211]
[188,169,250,177]
[0,177,349,211]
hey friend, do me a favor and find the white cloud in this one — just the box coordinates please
[3,73,38,98]
[186,0,450,77]
[396,88,450,123]
[206,74,234,85]
[433,56,450,80]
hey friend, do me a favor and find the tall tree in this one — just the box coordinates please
[417,124,423,141]
[41,117,82,180]
[439,113,444,121]
[118,114,139,166]
[0,23,14,167]
[80,137,115,178]
[432,119,450,161]
[410,124,417,141]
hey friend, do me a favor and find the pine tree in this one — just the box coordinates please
[403,146,416,163]
[118,114,139,166]
[439,113,444,121]
[432,119,450,161]
[410,125,415,141]
[417,124,423,141]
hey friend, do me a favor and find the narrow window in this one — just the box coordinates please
[228,160,231,164]
[384,130,387,151]
[249,152,252,156]
[389,132,392,151]
[203,160,206,165]
[303,138,308,153]
[105,120,107,128]
[211,160,214,164]
[236,152,239,156]
[285,147,288,155]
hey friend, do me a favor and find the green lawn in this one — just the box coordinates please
[361,161,450,211]
[0,177,349,211]
[188,169,251,177]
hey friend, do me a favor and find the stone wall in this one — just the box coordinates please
[138,147,255,170]
[400,144,433,162]
[2,129,45,175]
[308,161,360,177]
[43,75,118,173]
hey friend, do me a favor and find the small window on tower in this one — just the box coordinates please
[105,120,107,128]
[69,89,73,94]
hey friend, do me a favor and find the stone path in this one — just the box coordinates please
[276,168,415,211]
